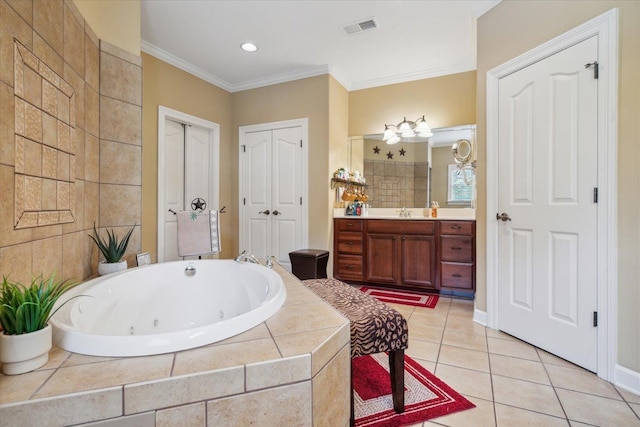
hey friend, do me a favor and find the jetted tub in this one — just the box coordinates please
[50,260,286,357]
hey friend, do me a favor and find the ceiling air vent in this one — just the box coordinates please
[341,18,379,36]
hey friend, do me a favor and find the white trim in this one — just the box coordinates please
[485,9,618,381]
[238,118,309,254]
[473,309,488,327]
[615,365,640,396]
[157,106,220,262]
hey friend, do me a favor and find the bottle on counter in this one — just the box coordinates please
[431,201,439,218]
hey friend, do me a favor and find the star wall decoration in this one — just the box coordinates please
[386,151,394,159]
[399,148,406,156]
[373,146,380,154]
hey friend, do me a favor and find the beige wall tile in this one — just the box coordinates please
[24,102,42,142]
[99,140,141,185]
[0,241,33,284]
[312,344,350,427]
[14,135,24,173]
[23,65,42,108]
[33,0,63,57]
[63,1,84,77]
[57,89,70,124]
[31,235,63,278]
[84,181,99,228]
[100,52,141,106]
[33,32,63,79]
[57,150,70,181]
[100,40,142,67]
[41,178,57,210]
[42,110,57,147]
[125,367,244,414]
[206,382,312,426]
[42,145,57,178]
[76,412,155,427]
[57,121,72,153]
[266,300,346,336]
[100,96,141,145]
[0,369,52,405]
[24,175,42,210]
[311,323,350,376]
[0,387,122,426]
[84,84,98,137]
[57,181,70,209]
[85,32,99,91]
[0,82,15,165]
[14,96,25,136]
[73,127,84,179]
[6,0,33,26]
[156,403,205,427]
[99,183,141,227]
[38,210,60,226]
[62,230,84,281]
[24,137,41,176]
[63,179,84,234]
[31,223,62,241]
[84,131,99,182]
[0,1,32,86]
[63,63,84,129]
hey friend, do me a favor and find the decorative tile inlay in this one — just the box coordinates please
[14,40,75,229]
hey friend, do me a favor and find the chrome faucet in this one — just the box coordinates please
[399,207,412,218]
[234,251,273,268]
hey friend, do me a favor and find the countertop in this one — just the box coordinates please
[333,208,475,221]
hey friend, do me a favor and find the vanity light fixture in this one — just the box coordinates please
[382,115,433,144]
[241,42,258,52]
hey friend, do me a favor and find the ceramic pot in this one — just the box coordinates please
[98,259,127,276]
[0,324,52,375]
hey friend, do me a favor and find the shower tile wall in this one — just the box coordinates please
[364,160,428,208]
[0,0,142,284]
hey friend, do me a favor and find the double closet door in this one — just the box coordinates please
[239,125,303,271]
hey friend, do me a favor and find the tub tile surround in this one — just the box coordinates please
[0,265,351,426]
[0,0,142,285]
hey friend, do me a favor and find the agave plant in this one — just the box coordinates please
[0,275,77,335]
[89,223,135,263]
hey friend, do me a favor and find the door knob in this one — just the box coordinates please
[496,212,512,222]
[259,210,270,215]
[272,210,281,216]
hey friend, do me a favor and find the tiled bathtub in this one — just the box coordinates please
[0,265,351,426]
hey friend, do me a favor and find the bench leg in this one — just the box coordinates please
[389,349,405,413]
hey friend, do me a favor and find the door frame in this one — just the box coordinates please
[486,9,618,380]
[157,106,220,262]
[238,118,309,255]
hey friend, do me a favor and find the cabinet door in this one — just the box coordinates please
[366,233,398,284]
[401,235,437,289]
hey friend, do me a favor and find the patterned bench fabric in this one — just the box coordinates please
[303,278,409,358]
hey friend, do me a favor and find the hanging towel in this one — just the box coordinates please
[177,210,221,257]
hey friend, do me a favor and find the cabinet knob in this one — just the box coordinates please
[452,247,462,250]
[451,225,461,230]
[452,273,462,278]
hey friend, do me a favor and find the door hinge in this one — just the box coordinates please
[593,311,598,327]
[585,61,599,79]
[300,139,303,148]
[593,187,598,203]
[300,197,302,205]
[242,145,246,153]
[243,198,246,206]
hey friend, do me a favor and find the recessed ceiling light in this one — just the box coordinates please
[241,42,258,52]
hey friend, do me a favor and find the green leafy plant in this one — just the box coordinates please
[89,223,135,263]
[0,275,77,335]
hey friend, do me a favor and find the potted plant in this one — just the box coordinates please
[0,275,76,375]
[89,223,135,275]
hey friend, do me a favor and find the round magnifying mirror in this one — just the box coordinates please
[452,139,473,164]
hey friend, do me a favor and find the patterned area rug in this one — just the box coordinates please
[354,353,475,427]
[359,287,439,308]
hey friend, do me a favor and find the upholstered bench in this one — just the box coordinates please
[302,278,409,423]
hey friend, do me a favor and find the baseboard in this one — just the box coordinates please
[615,364,640,395]
[473,308,487,326]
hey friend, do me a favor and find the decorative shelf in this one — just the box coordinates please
[331,177,368,189]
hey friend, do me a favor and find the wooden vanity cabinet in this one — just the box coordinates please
[333,219,364,281]
[438,221,475,293]
[365,220,437,291]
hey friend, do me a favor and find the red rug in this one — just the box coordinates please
[360,287,439,308]
[354,353,475,427]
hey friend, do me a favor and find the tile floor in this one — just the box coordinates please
[386,297,640,427]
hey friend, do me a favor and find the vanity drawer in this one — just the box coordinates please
[439,221,473,235]
[336,255,363,279]
[337,232,363,254]
[367,220,435,235]
[440,236,473,262]
[440,262,474,289]
[335,219,363,231]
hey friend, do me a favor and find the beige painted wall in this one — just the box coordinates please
[477,1,640,372]
[141,53,232,261]
[231,76,334,258]
[348,71,476,136]
[73,0,140,55]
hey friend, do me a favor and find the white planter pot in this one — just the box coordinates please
[98,259,128,275]
[0,324,52,375]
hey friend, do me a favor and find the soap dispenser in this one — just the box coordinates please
[431,201,439,218]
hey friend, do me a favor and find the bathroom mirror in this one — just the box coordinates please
[352,125,476,208]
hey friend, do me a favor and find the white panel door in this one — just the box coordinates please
[497,36,598,371]
[162,119,185,262]
[240,126,303,271]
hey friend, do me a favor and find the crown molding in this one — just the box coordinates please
[230,65,330,92]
